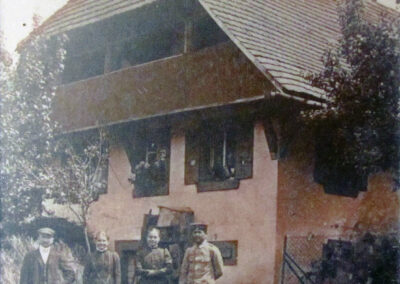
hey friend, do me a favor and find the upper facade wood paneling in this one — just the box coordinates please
[53,42,271,132]
[21,0,397,104]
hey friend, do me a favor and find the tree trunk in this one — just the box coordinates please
[84,226,91,254]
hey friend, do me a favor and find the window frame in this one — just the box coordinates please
[185,119,253,192]
[122,126,171,198]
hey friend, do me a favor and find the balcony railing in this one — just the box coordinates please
[53,42,270,132]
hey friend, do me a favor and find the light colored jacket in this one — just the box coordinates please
[179,241,223,284]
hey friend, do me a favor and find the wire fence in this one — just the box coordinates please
[280,232,400,284]
[280,234,341,284]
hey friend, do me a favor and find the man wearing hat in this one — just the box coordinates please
[20,227,76,284]
[179,224,223,284]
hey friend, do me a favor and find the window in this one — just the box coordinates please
[199,126,236,182]
[107,2,184,71]
[62,24,107,84]
[185,120,253,192]
[314,127,367,198]
[192,15,230,51]
[210,241,238,266]
[111,23,184,70]
[62,49,105,84]
[122,126,170,198]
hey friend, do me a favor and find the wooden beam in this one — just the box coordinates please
[184,20,194,53]
[262,118,279,160]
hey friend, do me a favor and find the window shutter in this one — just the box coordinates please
[234,122,253,179]
[185,131,199,184]
[120,126,135,170]
[314,127,367,198]
[121,127,146,171]
[97,142,109,195]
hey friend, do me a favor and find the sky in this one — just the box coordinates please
[0,0,67,52]
[0,0,398,53]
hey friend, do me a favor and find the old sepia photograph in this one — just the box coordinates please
[0,0,399,283]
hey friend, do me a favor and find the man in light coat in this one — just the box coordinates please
[179,224,223,284]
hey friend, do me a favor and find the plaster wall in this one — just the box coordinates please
[273,133,399,283]
[88,122,279,284]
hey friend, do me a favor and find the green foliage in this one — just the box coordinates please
[0,235,35,284]
[308,233,399,283]
[0,32,108,255]
[304,0,400,190]
[48,129,109,253]
[0,34,67,227]
[50,129,108,226]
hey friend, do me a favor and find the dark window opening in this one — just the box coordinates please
[211,241,238,266]
[111,24,184,71]
[314,126,368,198]
[185,120,253,192]
[192,16,230,51]
[62,24,107,84]
[62,49,105,84]
[122,126,170,198]
[59,1,229,83]
[199,126,236,182]
[108,2,185,71]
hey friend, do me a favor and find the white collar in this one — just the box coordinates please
[96,248,108,253]
[39,245,51,253]
[198,240,208,248]
[39,246,51,264]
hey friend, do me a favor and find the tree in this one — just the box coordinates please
[49,129,109,253]
[1,30,109,253]
[304,0,400,195]
[0,33,67,228]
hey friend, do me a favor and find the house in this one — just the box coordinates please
[21,0,399,283]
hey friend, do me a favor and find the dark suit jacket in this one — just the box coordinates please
[83,250,121,284]
[20,247,76,284]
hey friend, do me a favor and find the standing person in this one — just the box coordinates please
[20,227,76,284]
[135,227,172,284]
[179,225,224,284]
[83,231,121,284]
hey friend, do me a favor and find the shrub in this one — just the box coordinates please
[0,235,35,284]
[308,233,400,283]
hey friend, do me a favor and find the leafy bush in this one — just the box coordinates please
[0,235,35,284]
[308,233,399,283]
[304,0,400,196]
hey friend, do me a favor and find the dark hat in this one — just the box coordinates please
[37,227,55,236]
[190,223,207,233]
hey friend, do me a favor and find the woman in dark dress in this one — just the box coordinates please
[83,231,121,284]
[135,228,172,284]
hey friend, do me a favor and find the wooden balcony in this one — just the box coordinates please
[53,42,271,132]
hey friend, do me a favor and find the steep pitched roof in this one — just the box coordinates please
[200,0,338,99]
[20,0,397,102]
[29,0,157,36]
[199,0,397,100]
